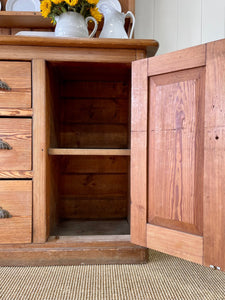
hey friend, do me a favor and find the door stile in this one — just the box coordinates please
[203,39,225,270]
[130,58,148,247]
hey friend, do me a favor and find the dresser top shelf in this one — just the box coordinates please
[0,35,159,56]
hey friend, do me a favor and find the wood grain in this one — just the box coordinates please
[0,118,32,170]
[0,108,32,117]
[60,124,128,148]
[59,198,128,220]
[148,44,206,76]
[0,180,32,244]
[0,61,31,108]
[148,67,205,235]
[59,155,129,174]
[0,35,159,52]
[147,224,203,265]
[32,59,47,243]
[130,59,148,247]
[204,39,225,271]
[48,148,130,156]
[0,171,32,179]
[0,239,147,266]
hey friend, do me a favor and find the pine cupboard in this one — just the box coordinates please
[0,35,224,270]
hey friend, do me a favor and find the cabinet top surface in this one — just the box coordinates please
[0,35,159,54]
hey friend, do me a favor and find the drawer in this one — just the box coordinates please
[0,180,32,244]
[0,118,32,170]
[0,61,31,108]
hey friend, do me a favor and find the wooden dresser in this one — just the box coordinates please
[0,35,158,266]
[0,3,224,271]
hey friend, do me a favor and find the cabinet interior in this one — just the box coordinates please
[46,61,131,237]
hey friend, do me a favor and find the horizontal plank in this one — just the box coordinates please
[59,198,128,219]
[52,62,131,81]
[48,235,131,243]
[61,98,129,124]
[147,224,203,265]
[0,35,159,52]
[60,123,128,148]
[148,44,206,76]
[0,108,32,117]
[0,171,33,178]
[61,81,129,99]
[59,155,129,174]
[60,173,128,196]
[0,240,147,266]
[48,148,130,156]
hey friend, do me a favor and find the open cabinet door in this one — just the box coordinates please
[131,39,225,270]
[131,44,207,265]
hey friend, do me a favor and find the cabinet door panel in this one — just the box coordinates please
[148,68,205,236]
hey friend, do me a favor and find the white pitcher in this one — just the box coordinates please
[97,3,135,39]
[55,12,98,38]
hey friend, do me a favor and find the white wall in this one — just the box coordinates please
[134,0,225,55]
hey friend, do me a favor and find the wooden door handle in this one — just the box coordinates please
[0,139,12,150]
[0,207,12,218]
[0,79,11,91]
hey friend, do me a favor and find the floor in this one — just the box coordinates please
[0,250,225,300]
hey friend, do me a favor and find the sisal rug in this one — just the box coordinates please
[0,250,225,300]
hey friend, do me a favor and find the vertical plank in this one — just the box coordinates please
[32,59,47,243]
[177,0,202,50]
[204,39,225,271]
[130,59,148,247]
[153,0,178,55]
[202,0,225,43]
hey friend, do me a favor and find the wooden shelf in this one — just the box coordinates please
[0,11,53,28]
[48,148,131,156]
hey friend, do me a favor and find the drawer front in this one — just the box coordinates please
[0,180,32,244]
[0,118,32,170]
[0,61,31,108]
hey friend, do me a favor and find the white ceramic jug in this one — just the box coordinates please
[55,12,98,38]
[97,3,135,39]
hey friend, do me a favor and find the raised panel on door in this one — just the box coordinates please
[148,67,205,236]
[131,44,206,265]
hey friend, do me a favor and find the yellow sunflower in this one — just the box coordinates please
[90,7,102,23]
[64,0,78,5]
[87,0,99,4]
[52,0,64,4]
[40,0,52,18]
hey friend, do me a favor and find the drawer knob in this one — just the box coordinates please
[0,139,12,150]
[0,79,11,91]
[0,207,12,218]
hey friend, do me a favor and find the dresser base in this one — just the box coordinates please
[0,236,148,266]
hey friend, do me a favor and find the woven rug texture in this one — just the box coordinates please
[0,250,225,300]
